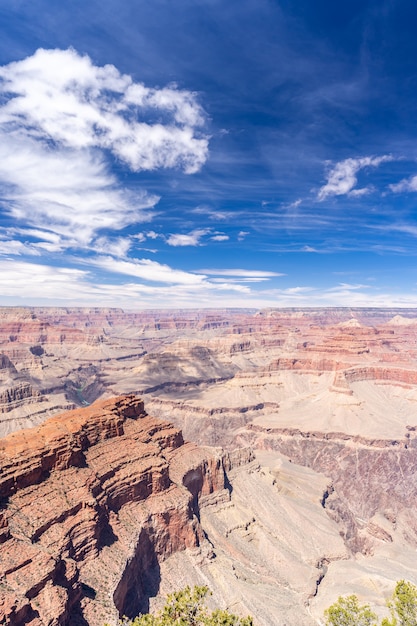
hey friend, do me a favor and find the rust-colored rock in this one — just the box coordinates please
[0,395,235,626]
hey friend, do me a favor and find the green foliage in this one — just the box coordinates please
[382,580,417,626]
[325,581,417,626]
[324,594,378,626]
[107,585,253,626]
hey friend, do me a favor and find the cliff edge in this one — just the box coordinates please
[0,395,237,626]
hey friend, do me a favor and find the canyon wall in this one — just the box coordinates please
[0,395,241,626]
[2,308,417,623]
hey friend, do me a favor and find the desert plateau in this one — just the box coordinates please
[1,307,417,625]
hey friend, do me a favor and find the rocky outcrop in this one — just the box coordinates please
[0,383,43,414]
[335,365,417,387]
[238,424,417,555]
[3,306,417,432]
[0,395,241,625]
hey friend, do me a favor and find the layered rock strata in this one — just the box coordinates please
[2,307,417,436]
[0,395,240,626]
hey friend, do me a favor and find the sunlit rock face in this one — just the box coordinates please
[2,307,417,624]
[0,395,243,625]
[2,306,417,438]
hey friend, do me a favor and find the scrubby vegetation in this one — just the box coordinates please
[106,585,253,625]
[324,580,417,626]
[106,579,417,626]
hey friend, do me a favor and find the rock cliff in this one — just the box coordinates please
[2,307,417,436]
[0,395,239,626]
[3,307,417,623]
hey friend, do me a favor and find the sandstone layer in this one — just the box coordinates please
[2,308,417,623]
[0,395,244,626]
[2,307,417,439]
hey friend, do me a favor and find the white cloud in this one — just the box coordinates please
[133,231,161,244]
[348,186,373,197]
[196,268,284,277]
[0,240,41,256]
[389,175,417,193]
[209,277,270,283]
[191,206,235,221]
[286,199,302,209]
[0,48,209,249]
[327,282,369,292]
[0,260,93,300]
[318,155,393,200]
[0,134,157,246]
[1,258,417,309]
[0,48,208,174]
[210,234,229,242]
[91,256,207,285]
[166,228,210,247]
[93,236,132,258]
[385,224,417,237]
[238,231,249,241]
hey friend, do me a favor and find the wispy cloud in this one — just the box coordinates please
[317,155,393,200]
[0,258,253,306]
[191,206,236,220]
[372,223,417,238]
[0,240,41,256]
[0,260,94,301]
[91,256,206,285]
[0,136,158,246]
[196,268,284,277]
[166,228,210,247]
[1,257,416,309]
[92,237,132,258]
[389,175,417,193]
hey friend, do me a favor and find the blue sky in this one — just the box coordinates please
[1,0,417,308]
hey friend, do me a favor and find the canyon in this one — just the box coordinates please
[2,307,417,624]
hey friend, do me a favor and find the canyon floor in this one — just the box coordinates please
[1,307,417,624]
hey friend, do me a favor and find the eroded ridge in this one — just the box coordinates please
[0,395,238,626]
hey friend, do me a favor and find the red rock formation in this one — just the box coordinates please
[3,307,417,426]
[0,395,239,625]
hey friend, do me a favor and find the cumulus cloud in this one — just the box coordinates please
[318,155,393,200]
[0,48,209,249]
[166,229,210,247]
[0,48,208,173]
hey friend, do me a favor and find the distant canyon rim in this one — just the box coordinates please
[1,306,417,625]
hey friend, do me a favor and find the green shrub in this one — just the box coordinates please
[106,585,253,626]
[325,580,417,626]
